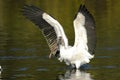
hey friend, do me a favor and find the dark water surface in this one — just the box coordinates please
[0,0,120,80]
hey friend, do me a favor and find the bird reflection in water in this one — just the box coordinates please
[57,69,93,80]
[0,66,2,80]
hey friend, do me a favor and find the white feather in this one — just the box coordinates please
[23,5,95,69]
[73,13,87,49]
[58,12,94,69]
[42,13,68,48]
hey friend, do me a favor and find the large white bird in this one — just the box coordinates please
[22,4,96,69]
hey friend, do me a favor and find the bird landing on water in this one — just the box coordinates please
[22,4,96,69]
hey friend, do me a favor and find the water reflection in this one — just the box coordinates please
[0,66,2,80]
[57,69,93,80]
[0,66,94,80]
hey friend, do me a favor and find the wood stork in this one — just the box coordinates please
[22,4,96,69]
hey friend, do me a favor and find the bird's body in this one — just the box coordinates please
[59,43,94,68]
[22,4,96,69]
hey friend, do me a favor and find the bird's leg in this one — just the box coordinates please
[75,61,81,69]
[71,64,76,69]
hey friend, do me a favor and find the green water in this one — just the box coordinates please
[0,0,120,80]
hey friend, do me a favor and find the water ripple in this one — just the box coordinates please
[0,56,38,60]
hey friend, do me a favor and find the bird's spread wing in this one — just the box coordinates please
[22,5,68,57]
[73,5,96,54]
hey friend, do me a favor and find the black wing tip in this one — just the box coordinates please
[22,4,39,10]
[74,4,92,20]
[78,5,94,18]
[78,4,91,15]
[23,4,42,11]
[78,4,95,23]
[21,4,44,16]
